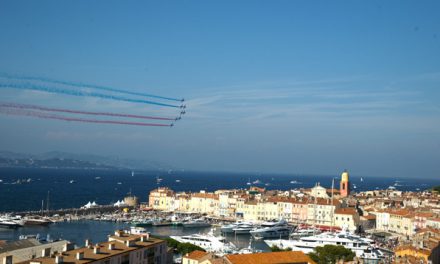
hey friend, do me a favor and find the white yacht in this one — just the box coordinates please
[170,230,236,255]
[129,226,149,235]
[221,221,254,234]
[0,216,24,228]
[250,219,291,239]
[290,228,321,239]
[233,223,254,234]
[264,229,384,261]
[182,218,211,228]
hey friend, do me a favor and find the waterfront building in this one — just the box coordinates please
[181,250,212,264]
[148,187,175,211]
[11,230,169,264]
[0,239,68,264]
[340,170,350,198]
[333,207,360,232]
[306,198,340,227]
[188,191,219,215]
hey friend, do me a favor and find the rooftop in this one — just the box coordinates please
[17,232,164,264]
[225,251,316,264]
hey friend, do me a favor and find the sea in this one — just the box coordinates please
[0,167,439,212]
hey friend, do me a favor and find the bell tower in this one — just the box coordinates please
[340,169,350,197]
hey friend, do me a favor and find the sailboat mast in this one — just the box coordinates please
[331,177,335,233]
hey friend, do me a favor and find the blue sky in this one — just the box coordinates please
[0,1,439,178]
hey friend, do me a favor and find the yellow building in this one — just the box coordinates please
[182,251,212,264]
[148,187,175,211]
[394,245,431,263]
[188,191,219,214]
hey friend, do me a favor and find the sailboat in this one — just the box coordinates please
[131,171,134,177]
[246,177,251,186]
[360,177,364,182]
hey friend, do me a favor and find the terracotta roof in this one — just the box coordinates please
[335,208,357,215]
[185,250,209,260]
[192,193,219,199]
[225,251,316,264]
[16,233,164,264]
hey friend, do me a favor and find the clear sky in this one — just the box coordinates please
[0,1,439,178]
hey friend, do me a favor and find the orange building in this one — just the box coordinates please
[340,170,350,197]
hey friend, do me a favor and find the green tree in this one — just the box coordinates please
[164,238,205,255]
[270,245,292,252]
[432,185,440,193]
[308,245,355,264]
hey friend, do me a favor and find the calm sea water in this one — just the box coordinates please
[0,168,438,212]
[0,220,270,251]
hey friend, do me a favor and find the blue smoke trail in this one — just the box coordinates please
[0,72,183,102]
[0,82,181,108]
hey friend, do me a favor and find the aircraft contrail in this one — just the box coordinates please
[0,82,182,108]
[0,72,184,102]
[0,107,173,127]
[0,102,178,121]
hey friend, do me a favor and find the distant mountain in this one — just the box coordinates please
[0,151,176,171]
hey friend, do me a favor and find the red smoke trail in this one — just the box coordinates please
[0,102,176,121]
[0,107,172,127]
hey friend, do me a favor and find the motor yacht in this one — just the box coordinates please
[250,219,291,239]
[170,229,236,255]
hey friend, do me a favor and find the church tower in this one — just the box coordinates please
[340,169,350,197]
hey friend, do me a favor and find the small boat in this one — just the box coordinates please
[360,177,364,182]
[252,179,262,184]
[129,226,149,235]
[133,220,153,227]
[182,218,211,228]
[22,216,53,226]
[69,180,75,184]
[290,180,299,184]
[175,179,181,183]
[117,182,122,185]
[131,171,135,177]
[95,177,101,180]
[246,177,251,186]
[152,219,172,227]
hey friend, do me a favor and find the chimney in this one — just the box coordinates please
[125,240,135,247]
[2,256,12,264]
[55,255,63,264]
[41,248,51,257]
[114,230,123,237]
[85,239,92,247]
[76,252,84,260]
[93,245,100,254]
[63,243,74,252]
[140,234,150,242]
[108,243,115,250]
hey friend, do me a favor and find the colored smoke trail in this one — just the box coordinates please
[0,83,182,108]
[0,73,183,102]
[0,107,173,127]
[0,102,177,121]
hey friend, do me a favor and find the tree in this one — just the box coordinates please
[308,245,355,264]
[432,185,440,193]
[164,237,206,255]
[270,245,292,252]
